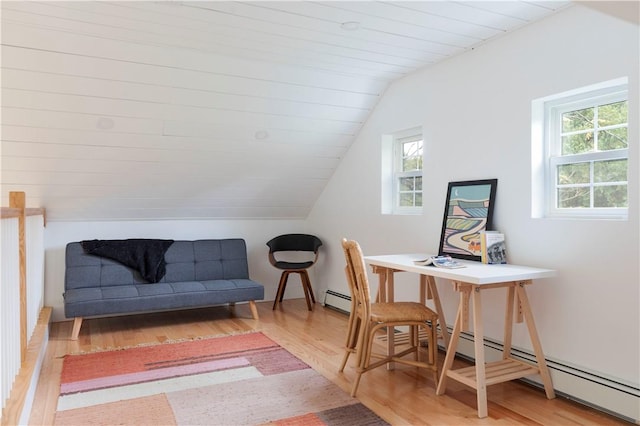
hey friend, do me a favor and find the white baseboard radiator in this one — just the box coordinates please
[324,289,352,314]
[324,290,639,423]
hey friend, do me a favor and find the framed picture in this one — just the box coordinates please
[438,179,497,261]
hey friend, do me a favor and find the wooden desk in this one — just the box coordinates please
[364,253,556,418]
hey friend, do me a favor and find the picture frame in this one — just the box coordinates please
[438,179,498,262]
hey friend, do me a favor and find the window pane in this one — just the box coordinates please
[403,157,422,171]
[594,185,627,207]
[562,132,593,155]
[594,159,627,182]
[399,193,414,207]
[558,187,590,208]
[562,107,593,132]
[399,177,414,191]
[415,176,422,190]
[415,192,422,206]
[598,101,627,126]
[558,163,590,185]
[402,140,423,171]
[598,127,627,150]
[403,140,420,156]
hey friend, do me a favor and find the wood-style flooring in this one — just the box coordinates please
[29,299,628,425]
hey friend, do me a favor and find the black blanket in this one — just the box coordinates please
[81,239,174,283]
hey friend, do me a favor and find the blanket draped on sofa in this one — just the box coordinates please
[81,239,174,283]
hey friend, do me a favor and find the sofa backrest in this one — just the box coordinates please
[65,239,250,290]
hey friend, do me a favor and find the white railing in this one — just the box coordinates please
[0,217,21,414]
[0,192,46,420]
[25,215,45,340]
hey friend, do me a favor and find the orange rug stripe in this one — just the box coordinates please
[54,394,176,426]
[270,412,326,426]
[61,332,277,383]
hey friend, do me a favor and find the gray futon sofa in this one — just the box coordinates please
[64,239,264,340]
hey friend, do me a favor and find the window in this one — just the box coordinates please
[533,79,628,219]
[394,133,423,212]
[381,127,423,214]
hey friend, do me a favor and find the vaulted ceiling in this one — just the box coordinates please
[1,1,572,221]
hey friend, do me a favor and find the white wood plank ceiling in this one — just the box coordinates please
[1,1,570,221]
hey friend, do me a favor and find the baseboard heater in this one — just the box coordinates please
[324,289,352,314]
[323,290,639,423]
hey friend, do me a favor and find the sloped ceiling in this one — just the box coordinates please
[1,1,571,221]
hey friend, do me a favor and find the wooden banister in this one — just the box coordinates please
[1,207,46,221]
[9,192,28,362]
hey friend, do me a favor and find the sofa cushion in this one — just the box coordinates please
[64,279,265,318]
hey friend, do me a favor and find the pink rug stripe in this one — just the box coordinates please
[166,369,359,425]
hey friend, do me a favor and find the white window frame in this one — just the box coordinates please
[392,132,423,214]
[533,78,629,220]
[381,127,423,215]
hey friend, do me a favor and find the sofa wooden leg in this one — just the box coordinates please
[249,301,259,320]
[71,317,83,340]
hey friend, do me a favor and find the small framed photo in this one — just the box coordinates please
[438,179,497,262]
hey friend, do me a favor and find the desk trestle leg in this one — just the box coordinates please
[515,283,556,399]
[437,281,555,419]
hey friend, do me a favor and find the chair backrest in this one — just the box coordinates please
[267,234,323,269]
[266,234,322,254]
[341,239,373,318]
[342,238,359,303]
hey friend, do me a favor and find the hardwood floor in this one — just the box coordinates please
[29,299,627,425]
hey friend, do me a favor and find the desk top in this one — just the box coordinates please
[364,253,555,285]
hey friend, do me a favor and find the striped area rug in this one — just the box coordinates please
[54,332,388,426]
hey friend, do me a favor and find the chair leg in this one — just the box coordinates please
[350,321,371,397]
[351,371,364,397]
[430,322,439,384]
[279,271,290,302]
[301,271,316,303]
[300,272,313,310]
[410,325,419,361]
[339,317,360,372]
[350,349,367,397]
[272,272,289,309]
[420,322,439,384]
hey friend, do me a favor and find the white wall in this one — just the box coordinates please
[308,4,639,389]
[44,219,312,322]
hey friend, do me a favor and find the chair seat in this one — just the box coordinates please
[274,260,314,270]
[371,302,437,323]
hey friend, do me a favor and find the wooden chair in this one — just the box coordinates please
[340,238,439,397]
[267,234,322,310]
